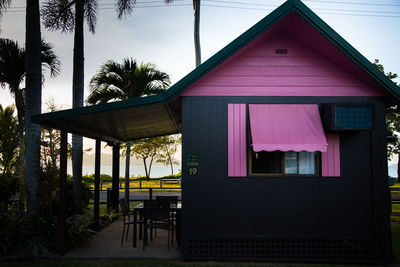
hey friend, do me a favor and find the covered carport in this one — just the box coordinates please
[32,94,182,254]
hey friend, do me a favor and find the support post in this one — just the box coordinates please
[94,139,101,229]
[58,130,68,255]
[112,143,120,212]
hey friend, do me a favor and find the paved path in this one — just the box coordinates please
[64,219,181,259]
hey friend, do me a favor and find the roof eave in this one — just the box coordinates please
[32,94,166,124]
[292,0,400,101]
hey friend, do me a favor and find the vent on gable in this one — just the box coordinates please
[275,48,288,54]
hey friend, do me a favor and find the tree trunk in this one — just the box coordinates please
[148,155,154,179]
[25,0,42,217]
[143,158,149,180]
[167,151,173,174]
[397,156,400,183]
[14,88,26,213]
[124,141,131,202]
[194,0,201,67]
[72,0,85,214]
[14,88,25,170]
[49,129,56,166]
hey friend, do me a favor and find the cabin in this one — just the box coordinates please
[33,0,399,264]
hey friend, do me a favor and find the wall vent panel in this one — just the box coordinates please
[184,238,384,263]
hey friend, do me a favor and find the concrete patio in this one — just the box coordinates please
[64,218,181,260]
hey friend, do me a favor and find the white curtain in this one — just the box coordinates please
[299,151,316,174]
[285,151,298,174]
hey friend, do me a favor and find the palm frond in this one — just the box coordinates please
[85,0,98,34]
[87,58,170,104]
[115,0,136,20]
[41,40,61,78]
[0,0,11,14]
[89,60,126,92]
[86,86,125,105]
[41,0,75,33]
[0,38,26,93]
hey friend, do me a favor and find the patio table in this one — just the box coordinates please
[132,203,182,248]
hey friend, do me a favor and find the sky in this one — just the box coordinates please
[1,0,400,161]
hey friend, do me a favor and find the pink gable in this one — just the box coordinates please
[180,12,383,98]
[249,104,328,152]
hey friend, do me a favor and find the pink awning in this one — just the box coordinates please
[249,104,328,152]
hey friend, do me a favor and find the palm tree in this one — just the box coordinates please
[0,104,19,175]
[87,58,170,201]
[0,34,60,217]
[42,0,136,214]
[25,0,42,217]
[115,0,202,67]
[87,58,170,104]
[0,38,60,172]
[166,0,201,66]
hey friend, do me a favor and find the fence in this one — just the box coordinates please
[391,188,400,205]
[90,178,181,210]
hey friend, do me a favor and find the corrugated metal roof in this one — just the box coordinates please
[34,95,180,142]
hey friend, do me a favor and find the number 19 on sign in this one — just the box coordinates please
[187,153,199,176]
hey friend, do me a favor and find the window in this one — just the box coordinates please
[249,149,320,176]
[248,104,324,177]
[227,104,340,178]
[251,150,282,174]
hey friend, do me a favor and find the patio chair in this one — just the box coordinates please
[143,200,173,250]
[156,196,178,240]
[156,195,178,206]
[119,198,136,246]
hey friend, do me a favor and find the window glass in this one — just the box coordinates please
[250,150,319,176]
[284,151,297,174]
[251,151,282,174]
[299,151,317,175]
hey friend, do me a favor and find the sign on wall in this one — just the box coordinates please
[187,153,199,176]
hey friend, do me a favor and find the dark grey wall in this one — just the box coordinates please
[180,96,390,262]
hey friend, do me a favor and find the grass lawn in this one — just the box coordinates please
[0,259,383,267]
[392,223,400,261]
[390,183,400,263]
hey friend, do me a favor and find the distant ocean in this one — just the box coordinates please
[389,164,397,177]
[67,165,180,178]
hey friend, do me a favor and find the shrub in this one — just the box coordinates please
[0,210,94,256]
[0,204,27,256]
[22,215,58,256]
[0,165,95,257]
[65,215,95,250]
[39,164,93,217]
[82,173,112,183]
[38,164,59,217]
[66,178,93,216]
[0,174,18,205]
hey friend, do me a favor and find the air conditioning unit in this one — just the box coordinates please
[321,104,373,132]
